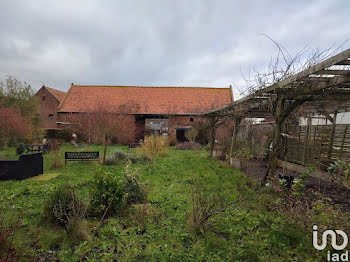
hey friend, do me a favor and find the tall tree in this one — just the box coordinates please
[0,76,39,143]
[0,107,29,148]
[0,76,38,118]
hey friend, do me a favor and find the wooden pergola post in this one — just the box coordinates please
[339,125,348,160]
[327,111,338,160]
[229,117,241,158]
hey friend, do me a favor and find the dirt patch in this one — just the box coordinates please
[243,159,350,212]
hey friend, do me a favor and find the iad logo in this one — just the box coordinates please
[313,225,349,261]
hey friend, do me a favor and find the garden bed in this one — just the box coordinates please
[243,158,350,212]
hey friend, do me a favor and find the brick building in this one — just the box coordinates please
[35,86,66,129]
[57,85,233,144]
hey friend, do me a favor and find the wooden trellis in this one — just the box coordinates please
[204,48,350,184]
[286,124,350,169]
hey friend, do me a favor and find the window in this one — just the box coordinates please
[190,117,194,122]
[42,96,46,101]
[48,114,54,120]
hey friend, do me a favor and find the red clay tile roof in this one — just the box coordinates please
[45,87,66,103]
[58,85,233,115]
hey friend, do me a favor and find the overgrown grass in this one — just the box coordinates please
[0,143,333,261]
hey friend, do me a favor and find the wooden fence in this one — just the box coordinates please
[285,124,350,170]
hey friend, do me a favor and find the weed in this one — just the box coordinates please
[187,179,225,235]
[0,211,22,260]
[133,203,152,230]
[104,149,149,165]
[175,141,202,151]
[48,151,64,170]
[328,160,350,189]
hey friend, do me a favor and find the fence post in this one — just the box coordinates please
[327,111,338,161]
[302,115,311,165]
[318,126,324,168]
[297,126,301,163]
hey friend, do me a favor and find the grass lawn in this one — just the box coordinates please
[0,144,323,261]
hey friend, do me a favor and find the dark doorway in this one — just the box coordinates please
[176,128,190,142]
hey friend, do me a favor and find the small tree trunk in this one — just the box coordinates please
[262,95,285,186]
[209,116,216,156]
[103,135,108,164]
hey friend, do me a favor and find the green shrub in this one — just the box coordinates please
[89,166,125,217]
[43,184,87,227]
[15,143,25,155]
[104,149,149,165]
[122,164,147,205]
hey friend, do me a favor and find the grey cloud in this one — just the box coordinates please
[0,0,349,98]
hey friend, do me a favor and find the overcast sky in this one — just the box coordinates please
[0,0,349,98]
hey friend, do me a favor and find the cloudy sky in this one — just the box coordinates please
[0,0,349,98]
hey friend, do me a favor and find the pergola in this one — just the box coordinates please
[204,48,350,184]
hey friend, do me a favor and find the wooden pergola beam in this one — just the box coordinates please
[336,60,350,65]
[300,77,332,82]
[258,48,350,94]
[284,74,350,99]
[317,70,350,75]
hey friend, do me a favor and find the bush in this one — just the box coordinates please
[176,141,202,151]
[43,184,87,228]
[137,135,169,160]
[89,166,125,217]
[122,164,147,205]
[90,164,147,218]
[48,151,64,170]
[104,149,149,165]
[16,143,25,155]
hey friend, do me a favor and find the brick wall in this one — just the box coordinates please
[57,112,136,144]
[36,87,60,129]
[56,112,233,145]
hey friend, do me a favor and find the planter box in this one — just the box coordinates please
[230,157,241,170]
